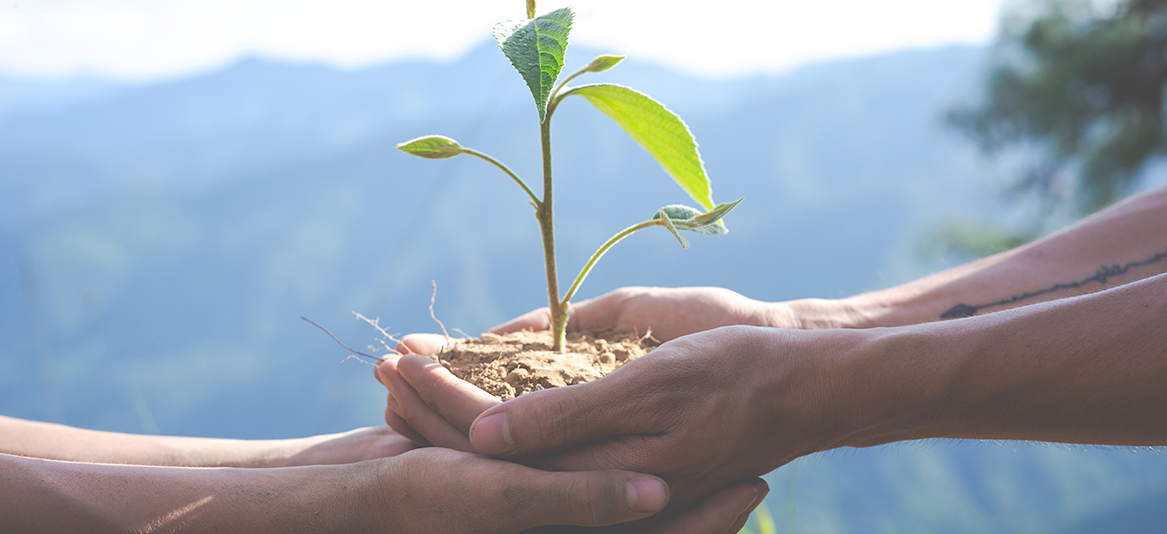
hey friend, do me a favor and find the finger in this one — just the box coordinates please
[488,307,552,334]
[374,364,402,415]
[725,478,770,534]
[396,354,500,433]
[383,406,429,446]
[395,333,449,356]
[640,479,763,534]
[469,372,648,458]
[502,471,670,530]
[373,360,385,385]
[378,357,475,452]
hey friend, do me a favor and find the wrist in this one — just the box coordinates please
[241,460,392,532]
[247,432,357,468]
[232,461,388,532]
[179,437,292,468]
[761,298,869,329]
[748,326,880,457]
[242,439,299,468]
[752,325,941,455]
[829,322,962,448]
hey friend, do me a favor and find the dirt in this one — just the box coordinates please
[429,330,656,400]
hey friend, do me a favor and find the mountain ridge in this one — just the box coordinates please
[4,42,1163,533]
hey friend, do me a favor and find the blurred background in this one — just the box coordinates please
[3,0,1167,531]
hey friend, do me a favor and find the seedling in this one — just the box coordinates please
[398,1,740,352]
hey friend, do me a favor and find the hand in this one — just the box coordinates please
[2,434,766,534]
[271,426,421,467]
[376,350,500,450]
[375,354,772,534]
[492,287,792,342]
[378,447,770,533]
[380,326,859,524]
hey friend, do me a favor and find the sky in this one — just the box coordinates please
[0,0,1009,81]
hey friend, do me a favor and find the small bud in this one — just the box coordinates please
[397,135,465,159]
[584,55,626,74]
[527,0,536,18]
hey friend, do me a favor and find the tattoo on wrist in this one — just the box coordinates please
[941,246,1167,319]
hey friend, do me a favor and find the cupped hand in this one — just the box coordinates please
[381,325,859,524]
[377,349,499,450]
[375,352,773,534]
[491,287,792,342]
[378,446,770,533]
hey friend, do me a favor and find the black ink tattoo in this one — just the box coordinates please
[940,246,1167,319]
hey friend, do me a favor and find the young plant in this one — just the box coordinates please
[397,2,740,352]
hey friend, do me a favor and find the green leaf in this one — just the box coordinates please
[493,7,574,123]
[655,208,690,249]
[581,54,625,73]
[562,83,715,210]
[654,205,703,222]
[397,135,465,159]
[680,198,741,233]
[652,199,742,235]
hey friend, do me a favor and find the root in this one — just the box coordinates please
[301,316,381,363]
[340,354,378,368]
[353,313,402,353]
[639,328,661,346]
[429,280,451,346]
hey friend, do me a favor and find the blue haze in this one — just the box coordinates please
[1,43,1165,532]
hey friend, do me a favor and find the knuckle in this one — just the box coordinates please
[528,395,574,450]
[568,475,620,526]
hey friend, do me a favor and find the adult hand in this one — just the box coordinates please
[5,434,766,534]
[378,284,854,448]
[375,355,773,533]
[381,325,861,523]
[382,447,770,534]
[491,287,800,342]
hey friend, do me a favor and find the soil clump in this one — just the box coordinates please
[430,330,655,400]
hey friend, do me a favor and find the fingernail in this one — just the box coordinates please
[471,413,514,456]
[627,478,668,513]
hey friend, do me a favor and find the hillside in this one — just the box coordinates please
[2,43,1164,533]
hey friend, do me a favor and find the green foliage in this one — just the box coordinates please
[948,0,1167,214]
[653,199,741,236]
[563,83,718,212]
[651,201,741,250]
[656,206,688,248]
[396,135,464,159]
[493,7,574,123]
[400,2,738,350]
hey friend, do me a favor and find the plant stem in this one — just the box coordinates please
[539,108,567,352]
[561,219,661,306]
[461,148,540,207]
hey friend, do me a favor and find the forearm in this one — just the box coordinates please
[0,452,382,533]
[0,416,367,467]
[843,272,1167,447]
[778,185,1167,329]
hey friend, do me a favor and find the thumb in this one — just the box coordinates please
[395,333,448,356]
[488,307,552,334]
[469,377,642,457]
[505,471,669,530]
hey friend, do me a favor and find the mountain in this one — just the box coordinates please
[2,43,1165,533]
